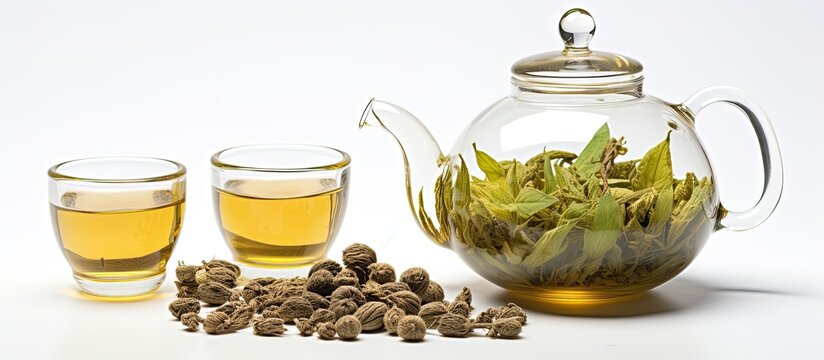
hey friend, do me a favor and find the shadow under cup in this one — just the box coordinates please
[211,144,350,268]
[48,157,186,297]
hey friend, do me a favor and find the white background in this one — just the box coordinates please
[1,0,822,358]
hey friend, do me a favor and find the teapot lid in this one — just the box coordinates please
[511,8,644,94]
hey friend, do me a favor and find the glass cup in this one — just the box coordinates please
[49,157,186,297]
[211,144,350,268]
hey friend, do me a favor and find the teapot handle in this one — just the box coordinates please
[682,86,784,231]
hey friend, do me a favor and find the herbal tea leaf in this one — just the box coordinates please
[473,143,505,181]
[454,155,471,209]
[648,187,673,234]
[513,187,558,218]
[543,154,558,194]
[573,123,610,177]
[582,193,622,261]
[506,160,519,197]
[522,218,580,267]
[632,132,673,192]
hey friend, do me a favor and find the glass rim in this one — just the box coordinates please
[48,156,187,183]
[211,143,351,173]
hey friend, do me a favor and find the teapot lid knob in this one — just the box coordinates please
[559,8,595,52]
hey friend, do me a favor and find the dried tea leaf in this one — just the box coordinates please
[572,123,610,177]
[632,132,673,192]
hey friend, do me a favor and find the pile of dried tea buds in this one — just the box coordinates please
[167,243,525,341]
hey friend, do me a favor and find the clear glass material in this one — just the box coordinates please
[211,144,350,268]
[48,157,186,297]
[359,8,783,304]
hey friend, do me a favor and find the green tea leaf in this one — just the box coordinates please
[572,123,610,177]
[631,132,673,192]
[505,160,520,197]
[648,187,673,235]
[473,143,504,181]
[454,155,471,209]
[543,154,558,193]
[513,187,558,218]
[582,193,622,260]
[522,218,580,267]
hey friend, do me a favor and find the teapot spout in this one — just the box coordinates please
[359,98,451,248]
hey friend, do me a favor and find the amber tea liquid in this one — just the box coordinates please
[51,190,184,285]
[213,179,346,267]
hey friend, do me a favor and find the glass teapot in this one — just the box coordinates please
[359,9,783,303]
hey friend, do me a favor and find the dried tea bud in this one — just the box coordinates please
[335,315,362,340]
[241,278,273,302]
[203,311,232,335]
[253,317,286,336]
[399,267,430,295]
[419,281,445,304]
[175,262,200,284]
[330,286,366,307]
[250,294,280,312]
[202,259,241,277]
[437,313,485,337]
[302,291,330,310]
[361,281,385,302]
[277,296,314,323]
[180,312,202,331]
[367,263,396,284]
[448,301,472,318]
[306,270,336,296]
[294,318,315,336]
[497,303,527,325]
[316,322,336,340]
[203,267,238,288]
[309,259,342,277]
[309,308,336,325]
[474,307,499,324]
[342,243,377,270]
[353,301,388,331]
[174,281,198,299]
[227,304,256,329]
[333,268,360,287]
[261,307,280,319]
[454,287,472,307]
[397,315,426,342]
[168,298,201,319]
[487,317,522,339]
[329,299,359,319]
[214,300,246,315]
[419,301,448,328]
[388,291,421,316]
[383,306,404,335]
[380,282,411,294]
[197,282,234,305]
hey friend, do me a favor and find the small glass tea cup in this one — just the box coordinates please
[48,157,186,297]
[211,144,350,268]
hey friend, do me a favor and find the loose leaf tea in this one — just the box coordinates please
[421,124,716,289]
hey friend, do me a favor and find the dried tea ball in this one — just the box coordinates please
[261,307,280,319]
[454,287,472,306]
[241,278,273,302]
[309,308,336,325]
[361,280,385,302]
[488,317,522,339]
[397,315,427,342]
[353,301,389,331]
[278,296,314,323]
[168,298,201,319]
[203,266,238,288]
[333,268,360,287]
[329,299,359,319]
[309,259,342,277]
[202,259,241,277]
[203,311,232,335]
[175,262,200,284]
[342,243,377,270]
[174,281,198,299]
[437,313,482,337]
[294,318,315,336]
[214,300,246,315]
[317,322,336,340]
[399,267,430,295]
[419,281,445,304]
[302,291,331,310]
[419,301,448,328]
[254,317,286,336]
[197,281,234,305]
[226,305,256,329]
[367,263,396,284]
[388,290,422,316]
[306,269,336,296]
[383,306,404,335]
[448,301,472,318]
[497,303,527,324]
[345,266,369,285]
[474,307,499,324]
[330,285,366,307]
[380,282,411,294]
[335,315,362,341]
[180,312,202,331]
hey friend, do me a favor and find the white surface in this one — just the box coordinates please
[1,0,822,358]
